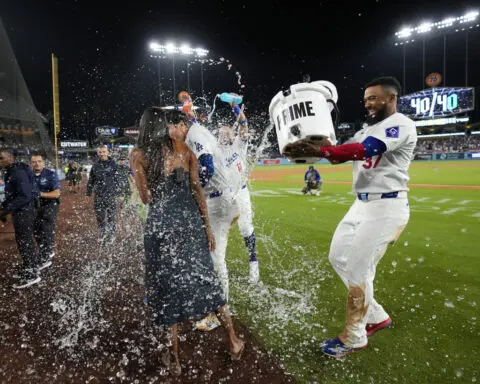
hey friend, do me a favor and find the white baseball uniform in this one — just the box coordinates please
[186,124,253,300]
[328,112,417,348]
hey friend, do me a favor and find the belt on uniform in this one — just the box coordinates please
[357,191,407,201]
[209,184,247,199]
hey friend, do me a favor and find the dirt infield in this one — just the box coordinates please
[250,167,480,190]
[0,181,295,384]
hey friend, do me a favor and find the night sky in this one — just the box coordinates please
[1,0,479,139]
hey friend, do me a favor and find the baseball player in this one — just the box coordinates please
[188,99,258,287]
[283,76,417,357]
[218,102,259,282]
[183,95,259,331]
[302,165,322,196]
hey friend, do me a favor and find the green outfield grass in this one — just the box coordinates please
[259,160,480,185]
[226,160,480,384]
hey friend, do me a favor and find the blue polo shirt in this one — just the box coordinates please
[34,168,61,193]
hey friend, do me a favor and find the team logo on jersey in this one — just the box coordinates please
[195,141,203,153]
[385,126,399,138]
[225,152,239,167]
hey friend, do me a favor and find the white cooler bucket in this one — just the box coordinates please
[269,80,338,164]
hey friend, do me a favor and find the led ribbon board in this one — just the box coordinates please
[399,87,475,119]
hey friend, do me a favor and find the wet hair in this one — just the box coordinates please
[0,147,14,158]
[30,153,44,160]
[137,107,175,188]
[365,77,401,97]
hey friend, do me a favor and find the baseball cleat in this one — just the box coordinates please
[366,317,392,337]
[320,337,367,358]
[194,313,221,331]
[248,260,259,284]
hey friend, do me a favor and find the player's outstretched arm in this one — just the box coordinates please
[189,151,215,252]
[283,136,387,163]
[232,101,248,140]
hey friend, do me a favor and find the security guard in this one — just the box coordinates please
[31,154,61,267]
[0,148,40,288]
[86,145,120,244]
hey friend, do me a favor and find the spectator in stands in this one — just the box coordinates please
[0,148,41,288]
[414,134,480,154]
[31,154,61,268]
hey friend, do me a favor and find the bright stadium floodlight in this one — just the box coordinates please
[439,17,456,28]
[417,22,433,33]
[149,41,161,51]
[396,27,412,38]
[460,10,479,23]
[394,9,478,98]
[395,10,479,40]
[165,42,176,54]
[195,47,209,57]
[149,41,208,58]
[148,40,210,102]
[180,44,193,55]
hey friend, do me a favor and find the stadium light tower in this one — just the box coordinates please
[394,10,479,93]
[149,41,209,103]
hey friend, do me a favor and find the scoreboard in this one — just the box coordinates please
[399,87,475,119]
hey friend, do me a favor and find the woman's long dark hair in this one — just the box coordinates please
[137,107,173,189]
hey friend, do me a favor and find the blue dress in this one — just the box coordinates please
[144,168,225,326]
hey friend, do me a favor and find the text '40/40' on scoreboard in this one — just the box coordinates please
[399,87,475,119]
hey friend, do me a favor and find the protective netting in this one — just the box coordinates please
[0,16,54,162]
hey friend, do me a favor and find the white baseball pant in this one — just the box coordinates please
[206,186,254,301]
[207,191,237,301]
[233,186,254,238]
[328,194,410,347]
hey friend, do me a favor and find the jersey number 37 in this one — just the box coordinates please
[362,154,383,169]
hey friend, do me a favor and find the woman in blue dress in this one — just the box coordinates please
[129,107,245,376]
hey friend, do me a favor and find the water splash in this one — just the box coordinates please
[50,263,111,349]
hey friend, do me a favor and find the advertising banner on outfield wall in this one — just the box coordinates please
[256,158,332,165]
[262,159,281,165]
[414,153,433,161]
[434,152,467,160]
[256,153,478,165]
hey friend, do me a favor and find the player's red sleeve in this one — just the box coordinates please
[320,143,366,162]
